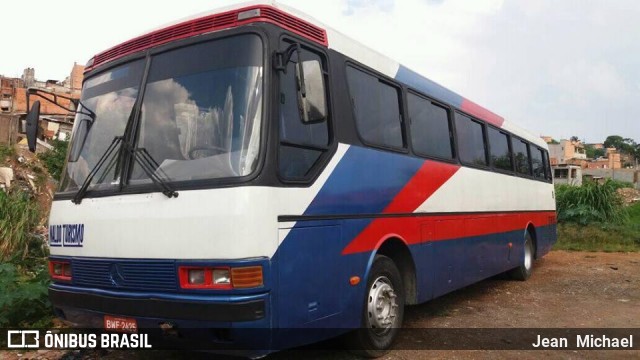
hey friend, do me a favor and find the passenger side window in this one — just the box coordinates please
[278,47,329,180]
[346,66,403,149]
[531,147,546,179]
[513,139,531,175]
[407,93,454,159]
[487,126,512,171]
[455,113,488,166]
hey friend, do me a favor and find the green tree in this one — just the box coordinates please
[585,145,605,159]
[604,135,624,149]
[603,135,639,163]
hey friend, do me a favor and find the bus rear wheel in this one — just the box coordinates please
[509,231,534,281]
[346,255,405,358]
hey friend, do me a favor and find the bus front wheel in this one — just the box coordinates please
[346,255,405,357]
[509,231,535,281]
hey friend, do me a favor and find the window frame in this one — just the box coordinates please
[405,89,457,163]
[276,35,335,184]
[453,110,490,169]
[512,136,533,177]
[344,61,408,153]
[54,27,273,201]
[530,145,547,181]
[486,124,515,175]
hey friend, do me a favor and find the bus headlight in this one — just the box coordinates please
[49,260,72,281]
[188,269,206,285]
[212,269,230,285]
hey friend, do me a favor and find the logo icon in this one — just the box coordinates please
[7,330,40,348]
[109,263,125,286]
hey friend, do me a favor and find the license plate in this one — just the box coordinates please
[104,315,138,333]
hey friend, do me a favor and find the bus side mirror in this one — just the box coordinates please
[296,59,327,124]
[26,100,41,152]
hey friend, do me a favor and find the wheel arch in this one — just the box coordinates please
[525,222,538,259]
[370,236,418,305]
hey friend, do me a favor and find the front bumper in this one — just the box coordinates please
[49,284,266,322]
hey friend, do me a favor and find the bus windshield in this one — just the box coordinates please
[59,34,264,193]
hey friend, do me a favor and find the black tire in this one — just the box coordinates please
[508,231,535,281]
[345,255,405,358]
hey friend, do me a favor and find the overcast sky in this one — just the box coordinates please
[3,0,638,143]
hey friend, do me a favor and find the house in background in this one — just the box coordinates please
[548,139,587,167]
[586,148,622,169]
[0,63,83,145]
[553,164,582,186]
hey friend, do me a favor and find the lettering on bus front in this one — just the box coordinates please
[49,224,85,247]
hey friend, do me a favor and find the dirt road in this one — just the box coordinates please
[3,251,639,359]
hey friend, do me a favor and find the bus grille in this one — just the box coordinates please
[72,258,177,292]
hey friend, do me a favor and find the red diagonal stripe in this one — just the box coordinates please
[342,160,460,254]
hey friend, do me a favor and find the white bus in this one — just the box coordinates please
[25,1,557,356]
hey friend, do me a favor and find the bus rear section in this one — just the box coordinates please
[43,2,557,356]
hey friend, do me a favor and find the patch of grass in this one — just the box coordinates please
[628,201,640,220]
[554,203,640,252]
[0,190,40,261]
[555,180,627,225]
[608,179,634,190]
[0,144,15,165]
[37,139,69,181]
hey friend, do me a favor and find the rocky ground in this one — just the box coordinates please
[618,187,640,206]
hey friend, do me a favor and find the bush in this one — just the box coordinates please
[607,179,634,190]
[38,139,69,181]
[555,180,627,225]
[0,260,52,328]
[0,190,40,261]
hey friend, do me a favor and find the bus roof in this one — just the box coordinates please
[88,0,547,149]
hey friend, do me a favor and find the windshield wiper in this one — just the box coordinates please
[72,136,123,204]
[72,139,179,204]
[128,145,179,199]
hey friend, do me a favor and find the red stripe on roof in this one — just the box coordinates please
[86,5,327,72]
[460,98,505,128]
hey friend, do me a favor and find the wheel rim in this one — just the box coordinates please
[367,276,399,333]
[524,236,533,271]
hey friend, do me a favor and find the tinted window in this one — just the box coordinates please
[531,147,545,179]
[487,127,512,171]
[346,67,403,148]
[513,139,531,175]
[278,48,329,180]
[455,113,487,166]
[279,146,324,179]
[407,93,454,159]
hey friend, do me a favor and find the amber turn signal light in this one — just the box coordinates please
[231,266,264,289]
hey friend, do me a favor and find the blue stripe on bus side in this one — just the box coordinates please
[395,65,465,107]
[301,145,424,216]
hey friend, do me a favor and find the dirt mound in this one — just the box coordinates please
[617,187,640,205]
[1,143,56,237]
